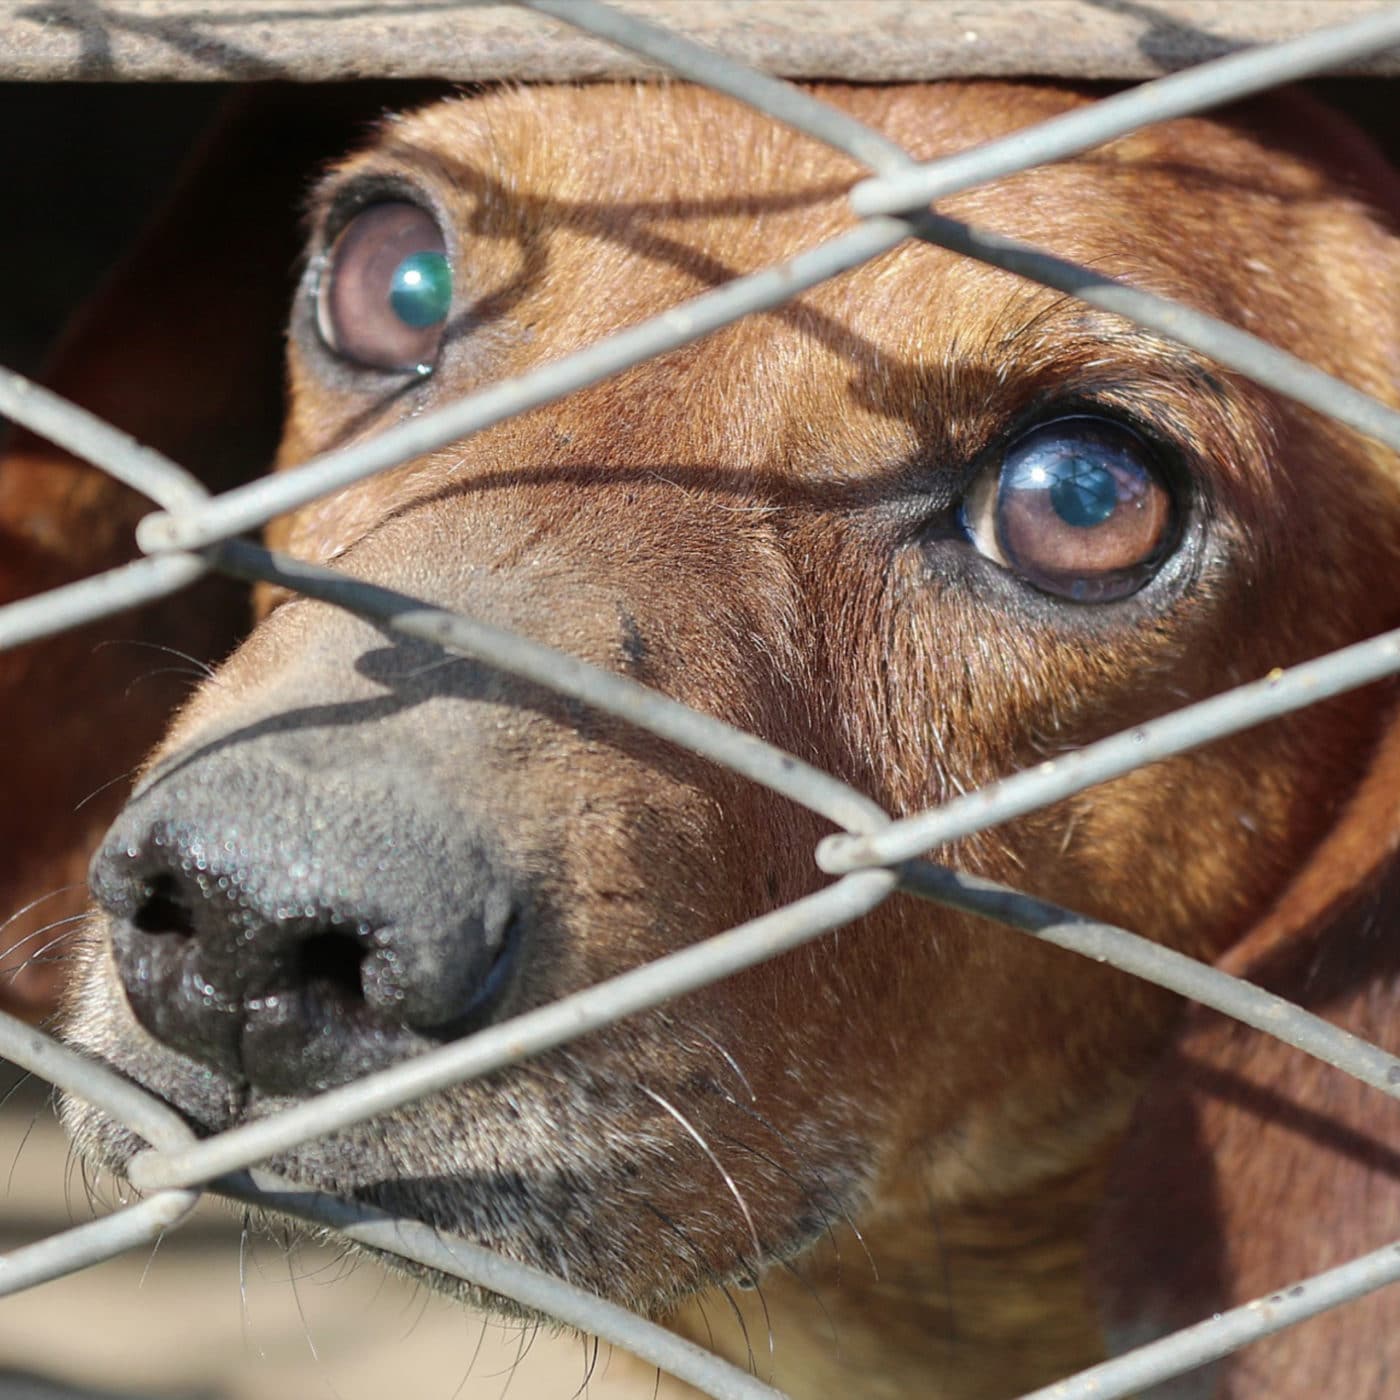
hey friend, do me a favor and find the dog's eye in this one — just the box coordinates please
[962,416,1176,602]
[316,202,452,371]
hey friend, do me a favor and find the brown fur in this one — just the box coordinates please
[12,81,1397,1397]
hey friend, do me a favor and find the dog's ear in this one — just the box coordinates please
[1094,690,1400,1395]
[0,87,409,1018]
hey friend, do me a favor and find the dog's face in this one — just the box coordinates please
[63,80,1399,1327]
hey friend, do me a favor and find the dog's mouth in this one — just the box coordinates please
[64,908,871,1321]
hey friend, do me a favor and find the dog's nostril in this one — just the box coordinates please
[296,930,367,1007]
[130,875,196,938]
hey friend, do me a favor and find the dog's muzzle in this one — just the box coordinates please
[90,739,522,1095]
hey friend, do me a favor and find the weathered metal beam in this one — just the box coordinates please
[3,0,1397,83]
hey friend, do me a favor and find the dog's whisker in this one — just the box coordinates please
[446,1313,491,1400]
[0,913,89,964]
[638,1084,763,1276]
[75,765,142,813]
[584,1333,602,1396]
[496,1317,538,1400]
[94,638,219,680]
[4,1102,44,1197]
[778,1254,842,1355]
[397,1275,435,1343]
[137,1218,168,1290]
[639,1201,719,1352]
[285,1248,336,1392]
[0,884,85,940]
[712,1087,875,1280]
[0,1066,36,1116]
[238,1216,257,1360]
[120,667,214,703]
[673,1016,756,1101]
[641,1200,756,1375]
[744,1265,778,1374]
[2,937,88,984]
[713,1125,843,1265]
[33,67,1400,1400]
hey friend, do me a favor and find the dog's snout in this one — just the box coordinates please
[91,751,521,1094]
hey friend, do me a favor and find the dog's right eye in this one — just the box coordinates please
[960,415,1178,602]
[316,202,452,372]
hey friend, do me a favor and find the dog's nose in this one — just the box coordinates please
[89,748,520,1094]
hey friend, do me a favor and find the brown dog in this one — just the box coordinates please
[35,80,1400,1399]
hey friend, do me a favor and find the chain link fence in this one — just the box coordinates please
[1,3,1399,1397]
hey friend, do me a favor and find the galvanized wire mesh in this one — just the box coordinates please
[1,3,1399,1398]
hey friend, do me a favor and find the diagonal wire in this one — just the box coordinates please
[0,554,208,652]
[1011,1237,1400,1400]
[131,221,907,555]
[519,0,911,173]
[524,0,1400,461]
[0,368,208,510]
[901,211,1400,454]
[125,868,897,1192]
[0,1189,202,1296]
[0,5,1398,1398]
[128,8,1400,562]
[899,863,1400,1101]
[207,540,887,834]
[216,1168,788,1400]
[820,626,1400,874]
[0,1009,194,1155]
[850,3,1400,216]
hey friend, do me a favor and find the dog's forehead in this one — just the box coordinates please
[281,80,1396,554]
[329,84,1166,310]
[312,82,1364,384]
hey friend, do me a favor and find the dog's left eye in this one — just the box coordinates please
[316,201,452,371]
[961,416,1177,602]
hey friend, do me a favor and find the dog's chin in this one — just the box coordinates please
[60,1080,652,1313]
[59,1023,839,1317]
[61,1096,582,1318]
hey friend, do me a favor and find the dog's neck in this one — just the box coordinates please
[657,1159,1108,1399]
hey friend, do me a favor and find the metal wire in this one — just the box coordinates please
[132,219,911,556]
[2,2,1399,1397]
[221,1168,787,1400]
[821,627,1400,874]
[521,0,913,174]
[1015,1239,1400,1400]
[0,1008,194,1155]
[0,1189,203,1296]
[0,369,208,510]
[849,4,1400,216]
[126,865,897,1192]
[129,14,1400,563]
[899,865,1400,1100]
[206,541,888,835]
[903,210,1400,457]
[0,554,208,651]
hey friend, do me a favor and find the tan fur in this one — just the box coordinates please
[29,82,1400,1397]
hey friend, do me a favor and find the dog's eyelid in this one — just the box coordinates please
[313,171,451,255]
